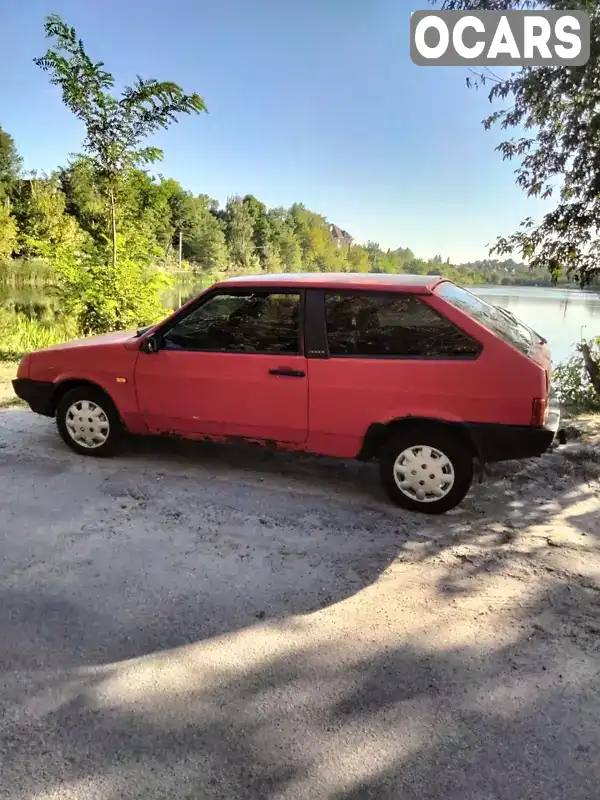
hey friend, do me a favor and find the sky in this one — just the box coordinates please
[0,0,552,263]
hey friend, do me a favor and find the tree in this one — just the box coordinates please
[59,157,108,242]
[0,126,22,201]
[224,197,260,271]
[242,195,273,270]
[435,0,600,397]
[288,204,348,272]
[268,208,302,272]
[11,174,83,258]
[0,202,17,259]
[435,0,600,285]
[34,14,206,269]
[346,246,370,273]
[183,195,229,271]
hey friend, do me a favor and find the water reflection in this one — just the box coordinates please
[475,287,600,363]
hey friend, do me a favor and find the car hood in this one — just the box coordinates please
[39,329,138,352]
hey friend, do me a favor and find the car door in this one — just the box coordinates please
[134,289,308,444]
[305,290,483,458]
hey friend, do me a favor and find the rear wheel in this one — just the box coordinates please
[379,425,473,514]
[56,387,122,457]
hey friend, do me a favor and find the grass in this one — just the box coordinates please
[0,310,77,362]
[0,258,55,286]
[0,309,77,409]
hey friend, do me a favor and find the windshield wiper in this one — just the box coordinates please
[135,326,152,338]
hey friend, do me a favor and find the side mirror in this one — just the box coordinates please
[140,334,161,354]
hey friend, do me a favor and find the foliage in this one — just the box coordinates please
[10,174,84,258]
[182,195,229,271]
[553,338,600,411]
[34,13,206,268]
[0,258,54,287]
[0,126,22,201]
[0,203,17,260]
[0,307,77,361]
[53,241,171,335]
[223,197,261,272]
[436,0,600,287]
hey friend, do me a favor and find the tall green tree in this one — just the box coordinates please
[11,174,83,258]
[0,203,17,259]
[0,126,22,202]
[34,14,206,269]
[224,197,260,271]
[242,194,274,270]
[268,208,302,272]
[289,203,348,272]
[183,195,229,271]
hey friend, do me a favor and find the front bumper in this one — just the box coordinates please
[466,402,561,463]
[12,379,55,416]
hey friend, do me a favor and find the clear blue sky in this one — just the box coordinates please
[0,0,550,262]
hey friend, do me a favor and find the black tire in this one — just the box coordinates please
[379,425,474,514]
[56,386,122,457]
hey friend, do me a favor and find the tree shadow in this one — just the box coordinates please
[1,581,600,799]
[1,420,600,797]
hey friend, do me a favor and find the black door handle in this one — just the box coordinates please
[269,367,306,378]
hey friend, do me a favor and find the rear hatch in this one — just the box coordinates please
[435,281,552,390]
[493,304,551,379]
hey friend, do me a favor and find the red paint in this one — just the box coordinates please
[20,274,551,457]
[135,350,308,442]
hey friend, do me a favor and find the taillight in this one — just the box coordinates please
[532,397,548,426]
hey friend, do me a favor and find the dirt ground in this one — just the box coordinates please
[0,361,23,409]
[1,406,600,799]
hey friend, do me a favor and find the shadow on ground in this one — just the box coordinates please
[1,582,599,799]
[1,415,600,798]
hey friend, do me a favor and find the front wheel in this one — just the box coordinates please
[379,426,473,514]
[56,387,122,457]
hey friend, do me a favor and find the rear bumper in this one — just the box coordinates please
[466,403,561,463]
[12,378,55,416]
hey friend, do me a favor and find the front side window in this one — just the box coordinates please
[164,291,301,354]
[324,293,480,358]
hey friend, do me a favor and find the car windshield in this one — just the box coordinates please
[436,282,535,356]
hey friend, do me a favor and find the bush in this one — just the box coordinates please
[553,338,600,412]
[54,244,171,335]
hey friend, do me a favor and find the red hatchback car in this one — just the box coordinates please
[14,273,559,513]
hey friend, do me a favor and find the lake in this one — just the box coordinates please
[2,280,599,365]
[473,286,600,363]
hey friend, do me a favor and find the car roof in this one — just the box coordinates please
[213,272,447,293]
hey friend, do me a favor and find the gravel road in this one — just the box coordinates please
[1,409,600,799]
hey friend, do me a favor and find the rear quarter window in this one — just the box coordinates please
[324,293,481,358]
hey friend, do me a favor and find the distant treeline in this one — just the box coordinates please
[0,125,593,289]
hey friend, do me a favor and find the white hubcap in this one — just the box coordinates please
[393,444,455,503]
[65,400,110,449]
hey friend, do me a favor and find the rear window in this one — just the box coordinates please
[436,282,534,356]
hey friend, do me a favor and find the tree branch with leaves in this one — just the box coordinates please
[435,0,600,400]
